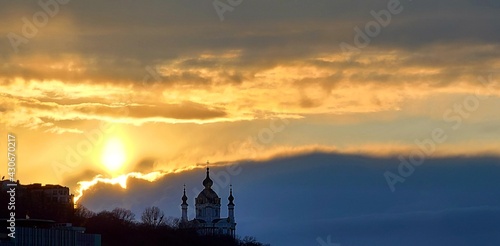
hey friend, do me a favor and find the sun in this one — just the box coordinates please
[101,137,126,173]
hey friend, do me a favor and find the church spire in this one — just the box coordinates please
[228,185,234,206]
[202,163,213,189]
[181,184,188,222]
[181,184,188,205]
[228,184,235,223]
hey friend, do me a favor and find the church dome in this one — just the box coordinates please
[196,188,220,203]
[196,167,220,204]
[202,167,213,188]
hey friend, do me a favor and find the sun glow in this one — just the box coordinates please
[72,163,215,203]
[101,137,126,173]
[73,171,168,203]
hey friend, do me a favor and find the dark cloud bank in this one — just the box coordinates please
[80,152,500,246]
[2,0,499,85]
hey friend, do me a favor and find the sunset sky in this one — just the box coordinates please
[1,0,500,245]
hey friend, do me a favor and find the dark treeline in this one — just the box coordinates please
[72,205,270,246]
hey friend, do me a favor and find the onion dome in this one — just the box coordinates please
[228,185,234,206]
[202,167,213,188]
[196,167,220,204]
[181,185,188,205]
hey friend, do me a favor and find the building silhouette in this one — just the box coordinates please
[0,180,74,222]
[0,219,101,246]
[0,180,100,245]
[180,167,236,237]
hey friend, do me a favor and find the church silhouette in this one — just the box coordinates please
[180,167,236,237]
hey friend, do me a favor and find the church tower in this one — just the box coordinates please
[228,185,235,222]
[227,185,236,237]
[181,185,188,222]
[195,167,221,223]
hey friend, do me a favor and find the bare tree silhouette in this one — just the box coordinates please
[141,206,166,227]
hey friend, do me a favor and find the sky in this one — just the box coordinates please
[1,0,500,245]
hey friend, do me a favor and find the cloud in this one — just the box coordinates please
[2,0,500,131]
[0,0,498,87]
[45,126,84,134]
[310,206,500,246]
[124,102,227,120]
[78,152,500,246]
[2,47,499,132]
